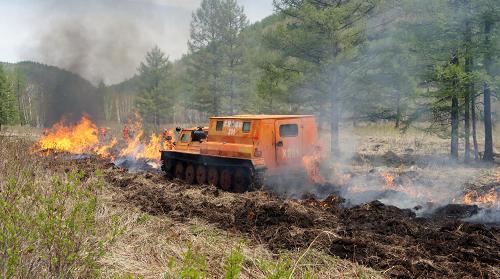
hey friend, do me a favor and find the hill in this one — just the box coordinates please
[2,61,102,126]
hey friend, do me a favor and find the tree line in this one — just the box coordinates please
[123,0,497,162]
[1,0,498,163]
[408,0,499,162]
[1,61,102,128]
[0,64,21,130]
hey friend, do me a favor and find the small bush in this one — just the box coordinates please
[179,243,207,279]
[257,254,294,279]
[224,244,244,279]
[0,139,104,278]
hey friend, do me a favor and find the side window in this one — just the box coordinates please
[242,121,251,133]
[216,121,223,131]
[180,133,190,143]
[279,124,298,137]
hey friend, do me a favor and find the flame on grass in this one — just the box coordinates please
[37,115,99,154]
[138,133,161,160]
[382,172,396,190]
[302,145,327,184]
[462,189,499,208]
[118,116,162,161]
[35,115,163,162]
[95,138,117,158]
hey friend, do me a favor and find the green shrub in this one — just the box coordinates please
[164,243,208,279]
[257,254,294,279]
[0,157,104,278]
[179,243,207,279]
[224,244,244,279]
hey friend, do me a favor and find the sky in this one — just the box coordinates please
[0,0,274,84]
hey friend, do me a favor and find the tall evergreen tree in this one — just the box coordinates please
[188,0,248,116]
[135,46,174,128]
[478,0,499,162]
[406,0,473,160]
[220,0,248,114]
[188,0,225,116]
[8,67,27,125]
[266,0,382,154]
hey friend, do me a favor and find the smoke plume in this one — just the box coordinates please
[25,0,195,84]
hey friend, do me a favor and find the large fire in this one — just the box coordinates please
[34,116,500,210]
[38,115,99,154]
[35,115,164,163]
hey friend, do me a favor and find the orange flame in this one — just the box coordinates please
[95,138,117,158]
[118,116,161,161]
[37,116,99,154]
[462,189,499,208]
[35,115,163,163]
[137,133,161,160]
[302,146,326,184]
[382,172,396,190]
[119,120,144,158]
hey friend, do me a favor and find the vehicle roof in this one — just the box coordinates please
[181,127,208,131]
[210,114,314,120]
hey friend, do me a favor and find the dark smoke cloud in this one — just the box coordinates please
[25,0,194,84]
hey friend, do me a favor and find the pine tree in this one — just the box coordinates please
[188,0,225,116]
[135,46,174,128]
[8,67,26,125]
[219,0,248,114]
[266,0,382,154]
[477,0,500,162]
[405,0,471,160]
[187,0,248,116]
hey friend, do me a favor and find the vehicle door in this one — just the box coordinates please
[274,119,302,166]
[175,130,191,151]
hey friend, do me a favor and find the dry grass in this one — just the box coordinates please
[0,125,41,140]
[345,123,499,157]
[0,135,383,278]
[96,186,383,278]
[2,122,497,278]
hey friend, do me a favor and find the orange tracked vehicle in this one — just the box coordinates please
[160,115,319,192]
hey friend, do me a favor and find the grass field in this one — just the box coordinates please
[1,123,498,278]
[0,135,383,278]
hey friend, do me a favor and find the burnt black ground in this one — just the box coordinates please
[45,154,500,279]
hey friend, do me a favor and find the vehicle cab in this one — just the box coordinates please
[174,127,208,153]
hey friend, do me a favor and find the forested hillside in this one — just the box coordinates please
[103,0,500,161]
[1,61,102,126]
[1,0,498,161]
